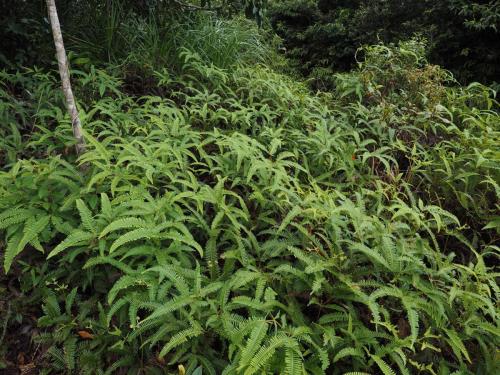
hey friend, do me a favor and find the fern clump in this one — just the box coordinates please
[0,40,498,374]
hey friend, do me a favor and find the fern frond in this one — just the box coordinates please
[245,334,294,375]
[238,320,268,370]
[371,355,396,375]
[3,230,22,273]
[99,217,147,238]
[333,347,363,363]
[16,215,50,253]
[146,264,190,295]
[100,193,112,219]
[76,199,97,234]
[0,208,31,230]
[83,256,135,274]
[106,297,129,326]
[143,296,195,321]
[47,230,94,259]
[285,346,304,375]
[444,329,471,363]
[109,227,159,253]
[158,321,203,358]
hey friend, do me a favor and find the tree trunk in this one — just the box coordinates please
[46,0,86,155]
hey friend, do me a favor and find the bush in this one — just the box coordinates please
[268,0,500,88]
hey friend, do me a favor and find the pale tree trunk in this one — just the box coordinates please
[46,0,86,155]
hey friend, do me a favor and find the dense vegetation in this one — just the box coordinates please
[1,1,499,374]
[268,0,500,89]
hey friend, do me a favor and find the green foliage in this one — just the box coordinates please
[1,33,499,375]
[268,0,500,87]
[70,11,271,73]
[0,0,270,71]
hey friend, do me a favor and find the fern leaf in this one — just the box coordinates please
[99,217,147,238]
[47,230,94,259]
[83,256,135,274]
[158,321,203,358]
[3,215,48,272]
[101,193,112,218]
[444,329,471,363]
[143,296,195,321]
[146,265,190,295]
[206,229,220,278]
[0,208,31,230]
[109,227,159,253]
[238,320,268,370]
[371,355,396,375]
[106,297,129,327]
[16,215,50,256]
[108,275,142,304]
[333,347,363,363]
[65,287,78,315]
[406,306,419,345]
[76,199,97,233]
[163,230,204,257]
[42,293,61,319]
[0,207,24,223]
[3,230,23,273]
[245,334,292,375]
[46,347,66,370]
[285,347,304,375]
[277,206,302,234]
[64,337,77,370]
[351,243,390,269]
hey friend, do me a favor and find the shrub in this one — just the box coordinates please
[268,0,500,87]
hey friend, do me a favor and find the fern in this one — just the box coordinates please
[238,320,268,371]
[444,329,472,364]
[143,296,195,321]
[371,355,396,375]
[47,231,94,259]
[333,347,364,363]
[245,334,294,375]
[158,321,203,358]
[0,38,498,375]
[76,199,97,234]
[285,347,304,375]
[0,208,32,230]
[109,227,160,253]
[3,230,23,273]
[99,217,147,238]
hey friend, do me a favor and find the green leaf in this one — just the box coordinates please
[3,230,23,273]
[158,321,203,358]
[47,230,94,259]
[371,355,396,375]
[444,329,471,363]
[16,215,50,256]
[99,217,147,238]
[110,227,159,253]
[76,199,97,233]
[239,320,268,370]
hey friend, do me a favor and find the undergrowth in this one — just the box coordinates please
[0,38,499,374]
